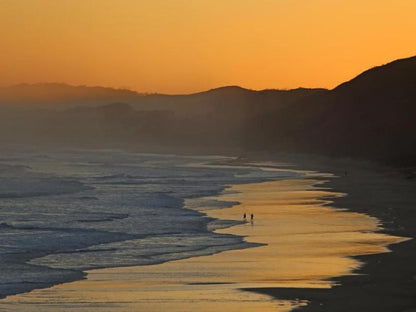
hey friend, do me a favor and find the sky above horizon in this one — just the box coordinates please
[1,0,416,94]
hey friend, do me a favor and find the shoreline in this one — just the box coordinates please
[0,161,406,311]
[239,154,416,311]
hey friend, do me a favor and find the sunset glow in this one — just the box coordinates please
[1,0,416,94]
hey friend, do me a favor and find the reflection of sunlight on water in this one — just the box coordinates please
[0,179,406,312]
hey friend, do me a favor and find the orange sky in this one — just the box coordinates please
[1,0,416,94]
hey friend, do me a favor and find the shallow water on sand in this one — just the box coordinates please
[0,176,406,312]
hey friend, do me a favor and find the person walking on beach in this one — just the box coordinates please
[243,213,247,221]
[250,213,254,224]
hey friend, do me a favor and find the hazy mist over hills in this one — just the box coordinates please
[1,56,415,165]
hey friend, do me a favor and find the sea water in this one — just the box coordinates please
[0,149,302,298]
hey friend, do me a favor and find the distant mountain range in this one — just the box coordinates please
[0,82,325,113]
[1,55,415,165]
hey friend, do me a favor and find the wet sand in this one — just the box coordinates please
[242,155,416,312]
[0,169,406,312]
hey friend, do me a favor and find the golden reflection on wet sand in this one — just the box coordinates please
[0,178,406,312]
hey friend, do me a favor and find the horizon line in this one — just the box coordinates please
[1,54,414,96]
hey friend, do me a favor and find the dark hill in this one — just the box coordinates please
[244,55,416,164]
[334,55,416,95]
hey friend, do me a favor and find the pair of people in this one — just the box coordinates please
[243,213,254,222]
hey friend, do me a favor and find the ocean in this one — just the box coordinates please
[0,149,302,299]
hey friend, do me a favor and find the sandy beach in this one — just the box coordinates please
[242,155,416,312]
[0,163,407,312]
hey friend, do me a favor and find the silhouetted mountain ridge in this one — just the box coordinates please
[1,55,415,165]
[0,83,141,108]
[0,83,324,115]
[244,55,416,164]
[334,55,416,94]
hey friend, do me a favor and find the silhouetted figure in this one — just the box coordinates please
[250,213,254,224]
[243,213,247,221]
